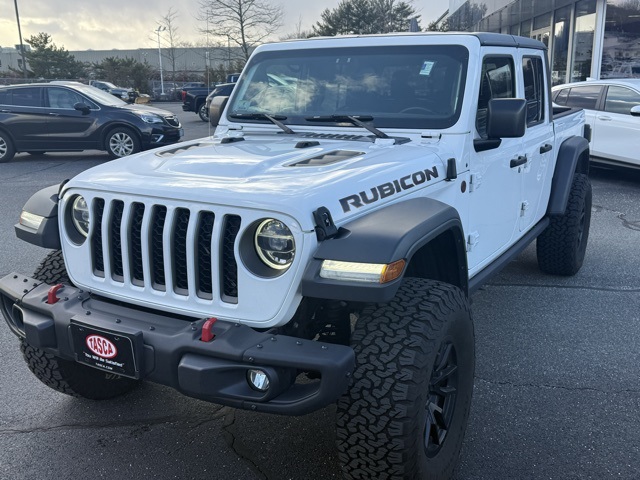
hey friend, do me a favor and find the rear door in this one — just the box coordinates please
[0,86,49,150]
[519,53,554,232]
[591,85,640,166]
[44,87,100,149]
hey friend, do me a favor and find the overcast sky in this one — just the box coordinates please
[0,0,446,52]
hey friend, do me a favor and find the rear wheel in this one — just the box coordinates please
[537,173,592,275]
[105,127,141,158]
[0,130,16,163]
[336,278,475,479]
[20,250,139,399]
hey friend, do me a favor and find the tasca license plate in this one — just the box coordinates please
[70,322,140,379]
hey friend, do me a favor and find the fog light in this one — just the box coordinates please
[247,369,270,392]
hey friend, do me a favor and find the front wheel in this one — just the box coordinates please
[0,130,16,163]
[336,278,475,479]
[20,250,139,399]
[198,103,209,122]
[105,127,141,159]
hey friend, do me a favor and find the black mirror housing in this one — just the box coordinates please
[74,103,91,115]
[630,105,640,117]
[486,98,527,138]
[209,96,229,127]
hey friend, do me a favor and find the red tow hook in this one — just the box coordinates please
[200,317,217,342]
[46,284,64,304]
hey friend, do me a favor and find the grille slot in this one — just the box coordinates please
[129,203,145,285]
[151,206,167,290]
[110,201,125,281]
[173,208,191,294]
[196,212,215,298]
[92,198,105,276]
[222,215,241,303]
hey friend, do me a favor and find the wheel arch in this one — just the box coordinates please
[14,184,62,249]
[100,122,142,150]
[547,135,590,215]
[301,198,468,303]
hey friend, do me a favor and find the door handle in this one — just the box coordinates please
[597,115,612,121]
[48,112,60,116]
[0,109,10,113]
[539,143,553,154]
[510,155,527,168]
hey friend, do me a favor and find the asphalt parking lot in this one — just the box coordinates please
[0,103,639,479]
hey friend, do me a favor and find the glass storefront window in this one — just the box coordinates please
[552,6,572,86]
[570,0,597,82]
[602,0,640,79]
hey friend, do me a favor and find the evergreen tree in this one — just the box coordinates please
[24,32,86,79]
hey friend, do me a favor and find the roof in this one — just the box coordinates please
[552,79,640,90]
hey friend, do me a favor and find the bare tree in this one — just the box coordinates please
[198,0,284,61]
[280,16,314,40]
[156,7,182,81]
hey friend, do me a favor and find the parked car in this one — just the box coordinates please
[552,79,640,168]
[89,80,138,103]
[0,81,183,162]
[152,82,178,100]
[200,83,236,121]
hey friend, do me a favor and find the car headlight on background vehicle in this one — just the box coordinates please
[254,219,295,270]
[139,113,164,124]
[71,196,90,237]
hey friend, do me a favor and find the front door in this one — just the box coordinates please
[45,87,98,150]
[467,53,523,274]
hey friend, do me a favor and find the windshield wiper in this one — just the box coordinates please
[304,115,389,139]
[229,112,296,134]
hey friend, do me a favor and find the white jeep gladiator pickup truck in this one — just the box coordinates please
[1,33,591,479]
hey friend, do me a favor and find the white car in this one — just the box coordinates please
[552,79,640,168]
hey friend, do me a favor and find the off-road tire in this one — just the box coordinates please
[105,126,141,159]
[20,250,139,399]
[336,278,475,480]
[0,130,16,163]
[537,173,592,276]
[198,102,209,122]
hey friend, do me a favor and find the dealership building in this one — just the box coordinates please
[448,0,639,85]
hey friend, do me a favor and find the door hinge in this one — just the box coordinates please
[469,173,482,192]
[467,232,480,252]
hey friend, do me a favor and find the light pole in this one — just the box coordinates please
[13,0,28,79]
[155,26,167,96]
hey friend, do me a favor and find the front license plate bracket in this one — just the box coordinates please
[70,320,143,379]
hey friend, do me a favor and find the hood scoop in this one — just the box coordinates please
[288,150,365,167]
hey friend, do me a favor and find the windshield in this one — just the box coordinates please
[75,84,127,106]
[228,45,469,130]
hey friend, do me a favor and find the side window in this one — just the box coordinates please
[476,56,515,137]
[11,87,43,107]
[554,88,569,105]
[603,86,640,115]
[564,85,602,110]
[0,88,10,105]
[522,56,545,126]
[47,87,86,109]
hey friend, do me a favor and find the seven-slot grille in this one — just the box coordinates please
[90,198,240,303]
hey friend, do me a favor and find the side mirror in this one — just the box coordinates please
[209,96,229,127]
[74,102,91,115]
[630,105,640,117]
[486,98,527,138]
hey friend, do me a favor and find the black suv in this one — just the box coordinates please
[0,82,183,163]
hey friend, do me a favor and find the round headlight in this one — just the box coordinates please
[71,196,90,237]
[254,219,295,270]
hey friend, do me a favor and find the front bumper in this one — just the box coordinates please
[0,273,355,415]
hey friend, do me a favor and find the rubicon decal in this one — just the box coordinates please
[339,166,439,213]
[86,334,118,359]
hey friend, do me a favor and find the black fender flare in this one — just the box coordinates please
[301,198,467,303]
[15,184,61,249]
[547,136,590,215]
